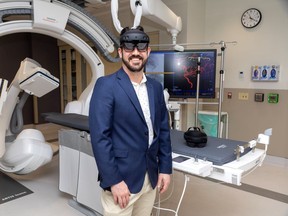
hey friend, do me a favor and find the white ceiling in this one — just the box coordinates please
[83,0,130,15]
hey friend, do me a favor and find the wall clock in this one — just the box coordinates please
[241,8,262,28]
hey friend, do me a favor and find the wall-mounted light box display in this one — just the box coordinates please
[251,65,280,81]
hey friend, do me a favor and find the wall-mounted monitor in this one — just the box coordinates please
[145,49,217,98]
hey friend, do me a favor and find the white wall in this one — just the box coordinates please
[204,0,288,90]
[162,0,288,90]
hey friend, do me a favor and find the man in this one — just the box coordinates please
[89,26,172,216]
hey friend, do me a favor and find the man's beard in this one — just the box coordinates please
[122,55,148,73]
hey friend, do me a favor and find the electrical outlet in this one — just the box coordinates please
[239,92,249,100]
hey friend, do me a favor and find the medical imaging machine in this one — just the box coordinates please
[0,58,59,174]
[0,1,272,215]
[0,0,122,171]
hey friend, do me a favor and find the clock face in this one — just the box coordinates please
[241,8,262,28]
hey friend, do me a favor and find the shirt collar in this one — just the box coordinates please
[131,74,147,86]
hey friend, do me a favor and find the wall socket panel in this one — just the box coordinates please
[239,92,249,100]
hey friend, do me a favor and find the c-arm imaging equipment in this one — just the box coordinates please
[0,58,59,174]
[0,1,272,215]
[0,0,120,171]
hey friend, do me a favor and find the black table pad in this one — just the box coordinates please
[171,129,251,165]
[43,113,251,166]
[43,112,89,132]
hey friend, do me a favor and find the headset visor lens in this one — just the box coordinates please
[123,42,148,51]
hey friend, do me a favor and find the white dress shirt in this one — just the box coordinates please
[131,75,154,146]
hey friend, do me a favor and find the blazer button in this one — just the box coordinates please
[144,131,148,136]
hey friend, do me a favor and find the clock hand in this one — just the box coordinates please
[249,16,257,22]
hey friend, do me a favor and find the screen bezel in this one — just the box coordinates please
[145,49,217,99]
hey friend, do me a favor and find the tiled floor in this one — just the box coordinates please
[1,124,288,216]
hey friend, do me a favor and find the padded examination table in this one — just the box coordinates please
[43,113,251,166]
[43,112,89,132]
[170,129,251,166]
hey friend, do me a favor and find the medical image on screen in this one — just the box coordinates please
[145,49,217,98]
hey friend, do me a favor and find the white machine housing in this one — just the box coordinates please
[0,58,59,174]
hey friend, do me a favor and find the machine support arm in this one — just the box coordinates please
[112,0,182,44]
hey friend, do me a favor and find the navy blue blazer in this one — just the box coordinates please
[89,68,172,194]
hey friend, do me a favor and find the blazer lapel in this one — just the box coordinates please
[116,69,145,121]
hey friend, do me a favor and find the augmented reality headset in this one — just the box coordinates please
[120,28,149,51]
